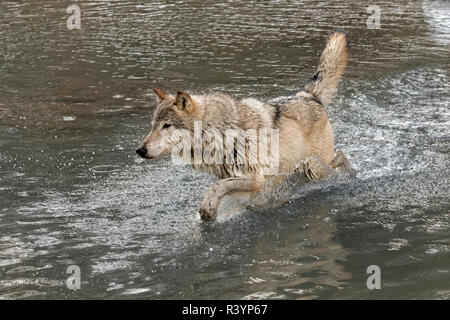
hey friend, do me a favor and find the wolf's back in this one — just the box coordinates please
[302,31,348,107]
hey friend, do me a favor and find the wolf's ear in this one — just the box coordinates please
[153,88,169,104]
[175,91,197,114]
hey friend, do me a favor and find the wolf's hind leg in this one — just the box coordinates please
[330,149,352,172]
[199,177,259,222]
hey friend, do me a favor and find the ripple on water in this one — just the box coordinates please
[422,0,450,45]
[243,291,285,300]
[90,165,121,174]
[0,290,44,300]
[121,288,151,296]
[63,116,76,121]
[6,264,52,274]
[16,206,39,215]
[388,238,409,251]
[0,259,22,267]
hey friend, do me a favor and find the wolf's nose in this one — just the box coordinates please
[136,147,148,158]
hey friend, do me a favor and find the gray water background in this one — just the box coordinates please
[0,0,449,299]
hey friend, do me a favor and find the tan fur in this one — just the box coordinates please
[137,32,352,221]
[302,32,349,107]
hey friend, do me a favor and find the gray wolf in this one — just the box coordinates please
[136,31,352,221]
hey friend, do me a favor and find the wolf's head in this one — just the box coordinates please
[136,88,197,159]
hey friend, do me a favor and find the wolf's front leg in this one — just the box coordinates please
[199,177,260,221]
[301,155,332,181]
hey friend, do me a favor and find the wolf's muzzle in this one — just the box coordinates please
[136,147,148,158]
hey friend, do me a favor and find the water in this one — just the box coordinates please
[0,0,449,299]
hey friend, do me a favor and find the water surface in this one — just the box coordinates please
[0,0,449,299]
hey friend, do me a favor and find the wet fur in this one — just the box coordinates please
[138,32,351,221]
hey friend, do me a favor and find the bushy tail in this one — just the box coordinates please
[302,31,349,107]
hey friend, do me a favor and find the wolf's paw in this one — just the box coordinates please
[302,156,332,181]
[199,195,220,222]
[302,159,319,181]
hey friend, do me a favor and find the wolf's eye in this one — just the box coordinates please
[162,123,172,129]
